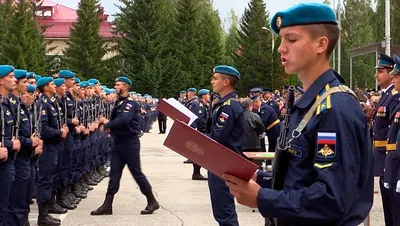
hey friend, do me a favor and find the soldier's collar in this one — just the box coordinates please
[216,91,236,105]
[295,69,338,109]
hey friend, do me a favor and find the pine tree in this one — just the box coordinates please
[224,8,240,66]
[63,0,107,81]
[234,0,272,94]
[0,0,46,73]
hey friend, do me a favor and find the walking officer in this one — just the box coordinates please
[36,77,68,226]
[223,3,374,225]
[91,76,159,216]
[0,65,21,226]
[207,65,244,226]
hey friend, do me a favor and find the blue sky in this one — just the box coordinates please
[55,0,326,26]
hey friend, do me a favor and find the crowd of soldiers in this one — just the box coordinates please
[0,66,161,226]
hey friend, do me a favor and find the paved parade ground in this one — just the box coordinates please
[28,122,384,226]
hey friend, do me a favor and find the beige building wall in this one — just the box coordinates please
[45,38,118,59]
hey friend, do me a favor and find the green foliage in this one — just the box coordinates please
[63,0,107,81]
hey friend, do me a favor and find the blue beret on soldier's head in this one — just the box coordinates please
[14,69,28,80]
[104,88,111,95]
[198,89,210,96]
[88,78,100,85]
[213,65,240,79]
[27,84,36,93]
[250,87,263,93]
[74,77,80,84]
[35,75,42,82]
[187,88,197,93]
[376,53,395,69]
[136,93,141,97]
[180,90,187,94]
[58,70,75,78]
[79,81,89,88]
[27,72,35,79]
[36,77,53,88]
[0,65,14,78]
[53,78,65,87]
[115,76,132,86]
[390,55,400,75]
[271,3,337,35]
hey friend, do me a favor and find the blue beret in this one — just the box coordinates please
[213,65,240,79]
[390,55,400,75]
[36,77,53,88]
[376,53,394,69]
[250,87,263,93]
[35,75,42,81]
[14,69,27,80]
[187,88,197,92]
[129,91,136,94]
[136,93,142,97]
[180,90,187,94]
[104,88,111,95]
[88,78,99,84]
[116,76,132,86]
[88,82,94,88]
[27,72,35,79]
[79,81,89,88]
[53,78,65,87]
[100,85,106,89]
[271,3,337,35]
[27,84,36,93]
[74,77,80,84]
[0,65,14,78]
[198,89,210,96]
[58,70,75,78]
[110,89,116,93]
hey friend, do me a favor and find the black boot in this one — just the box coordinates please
[85,174,98,186]
[140,191,159,215]
[192,173,207,180]
[37,203,61,226]
[47,195,68,214]
[90,194,113,215]
[56,189,76,210]
[80,179,93,191]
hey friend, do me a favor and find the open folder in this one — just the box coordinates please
[163,120,259,181]
[158,98,198,126]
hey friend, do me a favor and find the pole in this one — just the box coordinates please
[376,51,379,91]
[385,0,390,56]
[262,27,275,89]
[350,57,353,89]
[338,2,342,75]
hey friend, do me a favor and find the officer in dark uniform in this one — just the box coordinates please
[0,65,21,226]
[178,90,187,104]
[207,65,244,226]
[223,3,374,225]
[91,76,159,216]
[384,55,400,226]
[7,69,41,226]
[36,77,68,226]
[371,53,397,226]
[182,88,198,165]
[262,88,280,116]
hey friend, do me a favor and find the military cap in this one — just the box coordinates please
[262,88,273,93]
[88,78,99,84]
[74,77,80,84]
[390,55,400,75]
[111,89,116,93]
[104,88,111,95]
[58,70,75,78]
[198,89,210,96]
[14,69,28,80]
[376,53,395,69]
[187,88,197,92]
[213,65,240,79]
[79,81,89,88]
[136,93,142,97]
[27,72,35,79]
[250,95,259,101]
[271,3,337,35]
[27,84,36,93]
[115,76,132,86]
[180,90,187,94]
[250,87,263,93]
[0,65,14,78]
[54,78,65,87]
[35,75,42,81]
[36,77,53,88]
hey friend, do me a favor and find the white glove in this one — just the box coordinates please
[396,180,400,193]
[384,182,390,189]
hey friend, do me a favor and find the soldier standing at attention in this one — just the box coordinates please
[91,77,159,216]
[207,65,244,226]
[223,3,374,225]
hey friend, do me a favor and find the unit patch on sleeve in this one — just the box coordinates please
[219,112,229,123]
[315,132,337,162]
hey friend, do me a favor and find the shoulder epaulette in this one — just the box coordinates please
[50,97,56,102]
[392,89,398,96]
[316,84,332,115]
[127,97,133,101]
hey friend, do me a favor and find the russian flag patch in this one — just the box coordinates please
[316,132,337,161]
[219,112,229,123]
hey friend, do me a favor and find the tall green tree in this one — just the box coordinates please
[63,0,107,80]
[224,8,240,66]
[234,0,272,94]
[0,0,47,73]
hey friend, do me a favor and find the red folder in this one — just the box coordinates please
[163,120,259,181]
[158,99,190,124]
